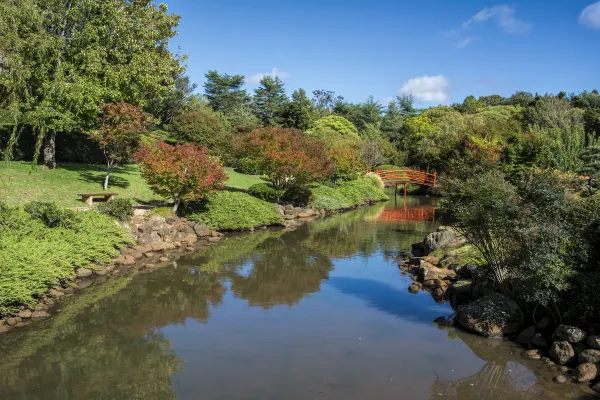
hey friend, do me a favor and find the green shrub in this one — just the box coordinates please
[309,175,389,211]
[236,157,263,175]
[0,206,129,313]
[248,183,285,203]
[23,201,79,229]
[188,191,283,230]
[96,198,133,221]
[310,185,352,210]
[281,186,313,206]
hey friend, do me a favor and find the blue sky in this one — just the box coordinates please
[166,0,600,106]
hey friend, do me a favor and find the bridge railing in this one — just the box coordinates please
[369,169,437,186]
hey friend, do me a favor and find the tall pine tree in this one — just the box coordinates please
[280,89,314,131]
[203,70,250,115]
[252,76,288,126]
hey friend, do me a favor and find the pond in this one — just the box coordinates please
[0,196,594,399]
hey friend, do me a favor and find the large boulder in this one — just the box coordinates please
[550,341,576,365]
[553,325,587,343]
[572,363,600,383]
[448,280,472,308]
[456,294,524,338]
[423,226,464,255]
[515,325,536,347]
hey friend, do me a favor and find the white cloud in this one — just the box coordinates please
[247,68,290,84]
[463,5,531,34]
[399,75,450,103]
[445,29,479,49]
[579,1,600,30]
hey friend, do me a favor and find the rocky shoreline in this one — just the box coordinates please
[399,226,600,395]
[0,202,330,334]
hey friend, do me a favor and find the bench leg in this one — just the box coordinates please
[106,195,115,202]
[83,196,93,206]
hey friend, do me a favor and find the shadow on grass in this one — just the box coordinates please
[61,163,134,189]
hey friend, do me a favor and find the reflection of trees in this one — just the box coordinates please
[228,234,333,308]
[429,329,585,400]
[0,274,187,399]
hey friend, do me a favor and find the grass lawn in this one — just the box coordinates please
[0,162,264,208]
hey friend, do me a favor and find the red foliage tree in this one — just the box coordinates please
[134,142,228,213]
[90,102,151,190]
[233,127,334,189]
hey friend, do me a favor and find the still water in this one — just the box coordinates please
[0,196,595,399]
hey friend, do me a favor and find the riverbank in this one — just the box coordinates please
[0,176,388,333]
[400,227,600,396]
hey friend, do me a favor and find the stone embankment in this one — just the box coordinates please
[400,225,600,394]
[0,204,323,334]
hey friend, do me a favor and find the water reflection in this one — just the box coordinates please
[0,197,594,399]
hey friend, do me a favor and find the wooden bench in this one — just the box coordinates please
[78,193,118,206]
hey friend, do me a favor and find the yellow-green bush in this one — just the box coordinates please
[0,204,130,313]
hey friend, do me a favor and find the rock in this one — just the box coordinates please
[423,227,464,255]
[158,257,169,263]
[129,251,144,260]
[553,374,568,384]
[448,280,472,308]
[423,255,439,265]
[144,264,156,269]
[536,317,552,331]
[550,341,576,365]
[94,267,109,276]
[554,325,587,343]
[48,289,63,298]
[0,325,9,333]
[422,279,437,289]
[122,255,135,266]
[408,282,421,294]
[137,232,162,245]
[297,212,313,218]
[523,349,543,359]
[77,279,93,290]
[135,245,152,254]
[284,204,294,211]
[593,381,600,393]
[144,252,156,258]
[183,234,197,244]
[17,310,32,319]
[579,349,600,364]
[419,261,457,280]
[6,318,18,326]
[31,311,50,319]
[432,287,445,301]
[151,242,165,252]
[194,223,210,237]
[33,303,48,311]
[531,333,550,349]
[515,325,537,346]
[572,363,600,383]
[208,236,221,242]
[456,294,524,338]
[588,336,600,350]
[173,242,182,248]
[162,242,176,250]
[542,357,554,364]
[76,268,93,278]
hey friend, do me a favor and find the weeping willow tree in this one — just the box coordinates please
[0,0,184,168]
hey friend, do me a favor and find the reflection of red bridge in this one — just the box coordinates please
[373,206,436,223]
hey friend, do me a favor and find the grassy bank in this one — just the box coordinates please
[0,162,263,207]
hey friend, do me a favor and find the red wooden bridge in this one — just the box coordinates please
[369,169,437,196]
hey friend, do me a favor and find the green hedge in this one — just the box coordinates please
[310,176,389,211]
[0,204,130,314]
[188,191,283,230]
[248,183,285,203]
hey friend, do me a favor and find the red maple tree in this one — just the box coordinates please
[233,127,333,189]
[134,142,228,213]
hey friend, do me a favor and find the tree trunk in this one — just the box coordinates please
[103,161,112,190]
[44,131,57,169]
[172,197,181,214]
[103,171,110,191]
